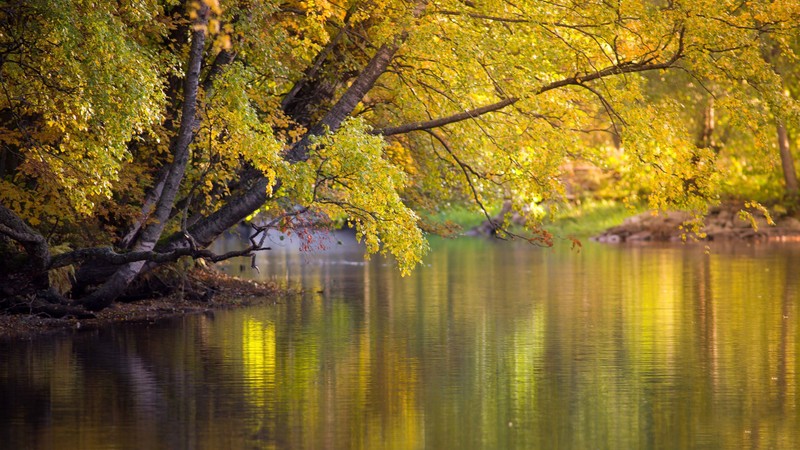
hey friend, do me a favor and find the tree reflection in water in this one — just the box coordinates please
[1,239,798,449]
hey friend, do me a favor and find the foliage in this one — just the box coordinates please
[1,0,800,309]
[283,118,428,274]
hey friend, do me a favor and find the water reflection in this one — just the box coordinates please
[1,238,799,449]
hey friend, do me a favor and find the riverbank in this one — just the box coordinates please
[0,268,284,342]
[592,203,800,243]
[459,200,800,242]
[438,199,644,238]
[5,201,797,341]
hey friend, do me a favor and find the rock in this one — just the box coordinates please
[703,225,735,240]
[592,204,799,244]
[738,229,757,239]
[626,231,652,242]
[596,234,622,243]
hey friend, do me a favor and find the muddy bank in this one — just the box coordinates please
[592,205,800,243]
[0,268,284,342]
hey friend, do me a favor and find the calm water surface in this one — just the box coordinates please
[1,235,799,449]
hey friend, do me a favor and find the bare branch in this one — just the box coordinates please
[423,129,495,226]
[50,243,271,270]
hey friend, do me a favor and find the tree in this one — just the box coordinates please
[1,0,799,314]
[763,29,800,201]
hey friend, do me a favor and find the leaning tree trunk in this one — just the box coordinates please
[78,5,209,311]
[77,2,422,309]
[119,2,192,250]
[157,41,406,259]
[284,42,403,162]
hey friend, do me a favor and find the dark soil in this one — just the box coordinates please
[0,267,285,342]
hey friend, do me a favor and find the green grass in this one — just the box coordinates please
[422,204,500,233]
[541,199,645,238]
[425,199,644,238]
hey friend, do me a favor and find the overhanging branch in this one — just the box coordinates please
[50,244,271,270]
[371,28,684,137]
[434,10,530,23]
[371,97,519,136]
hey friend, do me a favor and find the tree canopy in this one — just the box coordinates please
[1,0,799,312]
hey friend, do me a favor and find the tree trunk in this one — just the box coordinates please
[0,204,51,291]
[79,5,209,311]
[76,5,422,309]
[697,98,716,150]
[159,41,406,256]
[119,166,169,249]
[284,42,403,162]
[777,122,799,197]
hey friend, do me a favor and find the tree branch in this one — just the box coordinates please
[0,204,49,270]
[285,42,404,162]
[50,244,270,270]
[370,28,684,137]
[434,10,529,23]
[537,27,685,93]
[423,129,495,225]
[372,97,519,136]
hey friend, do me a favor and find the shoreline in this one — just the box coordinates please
[0,268,286,342]
[6,204,800,342]
[591,205,800,243]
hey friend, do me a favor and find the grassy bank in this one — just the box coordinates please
[423,204,493,232]
[428,199,644,239]
[541,199,646,238]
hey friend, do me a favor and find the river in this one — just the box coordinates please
[1,233,798,449]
